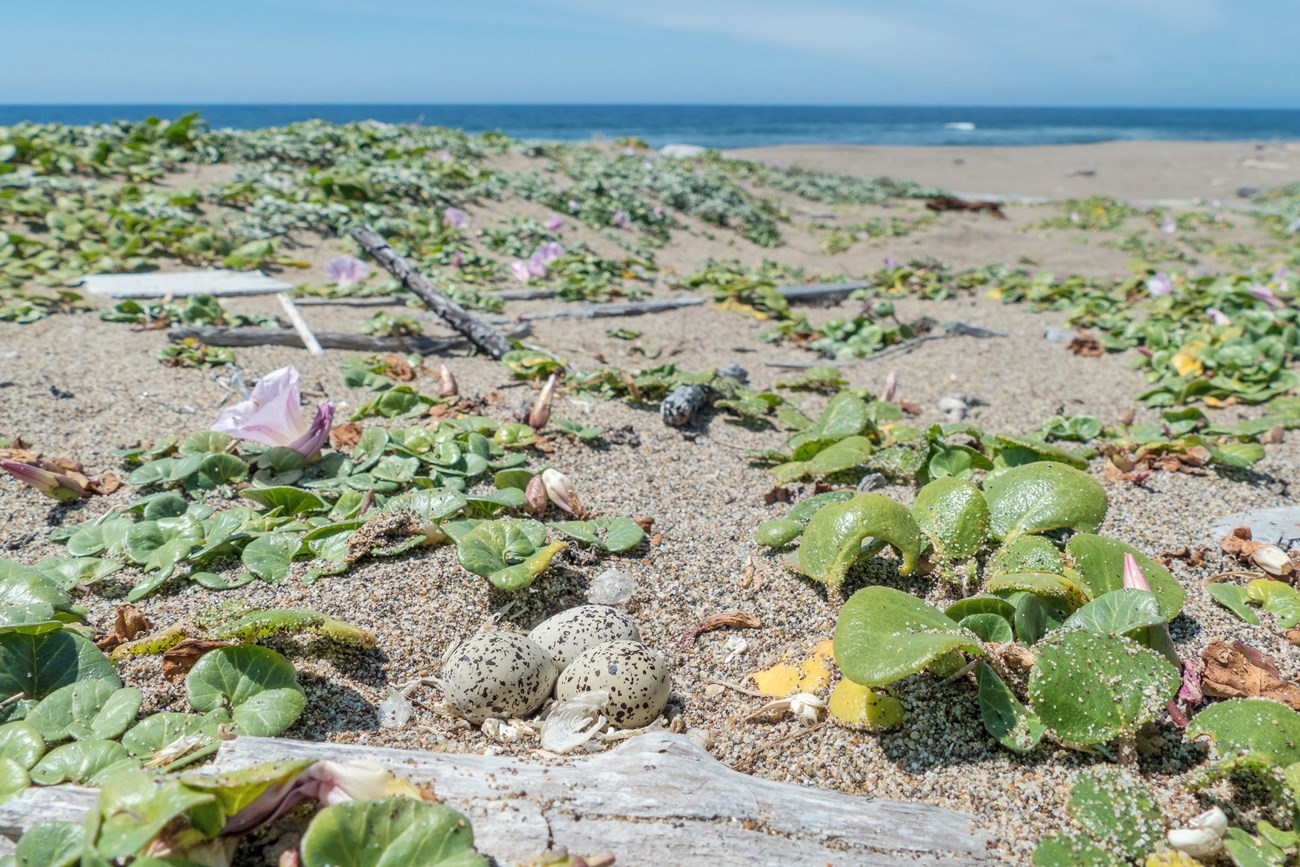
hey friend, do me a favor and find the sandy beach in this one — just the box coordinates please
[2,130,1300,863]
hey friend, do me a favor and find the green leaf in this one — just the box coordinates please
[1029,632,1179,748]
[178,431,233,456]
[1065,534,1185,621]
[178,758,313,818]
[121,713,220,770]
[1187,698,1300,765]
[29,739,135,785]
[788,392,868,452]
[976,663,1044,754]
[982,462,1107,541]
[456,521,565,591]
[910,477,990,562]
[592,517,645,553]
[833,587,983,687]
[184,645,306,736]
[796,493,923,586]
[755,518,803,548]
[781,436,874,481]
[11,821,84,867]
[1066,767,1166,862]
[95,768,217,859]
[1032,833,1121,866]
[0,631,119,705]
[987,536,1067,577]
[0,756,29,803]
[0,722,44,769]
[1222,828,1287,867]
[299,797,488,867]
[25,682,142,742]
[1060,590,1165,637]
[1207,583,1262,625]
[983,571,1088,609]
[240,532,302,582]
[959,613,1013,643]
[240,486,327,516]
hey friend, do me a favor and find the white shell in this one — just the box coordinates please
[1167,827,1223,858]
[442,633,558,724]
[555,640,670,729]
[529,605,641,670]
[1189,807,1228,835]
[540,690,609,753]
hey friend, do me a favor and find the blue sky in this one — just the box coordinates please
[2,0,1295,107]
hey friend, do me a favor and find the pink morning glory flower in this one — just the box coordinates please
[1207,308,1231,325]
[443,207,468,229]
[1146,273,1173,297]
[438,150,453,162]
[211,365,335,461]
[1250,283,1285,309]
[451,251,462,269]
[568,199,579,212]
[1122,553,1152,592]
[653,206,664,218]
[883,257,901,270]
[544,213,564,231]
[538,242,565,263]
[325,256,368,288]
[1161,216,1176,234]
[527,251,548,279]
[1,459,87,502]
[510,260,531,282]
[612,209,629,228]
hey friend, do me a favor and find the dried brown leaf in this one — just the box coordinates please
[1200,640,1300,710]
[95,604,152,651]
[162,638,233,681]
[329,422,363,450]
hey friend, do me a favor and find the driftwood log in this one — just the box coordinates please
[167,324,529,355]
[776,282,871,305]
[351,225,515,358]
[0,732,992,864]
[924,196,1007,219]
[519,297,703,321]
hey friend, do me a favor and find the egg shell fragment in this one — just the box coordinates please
[529,605,641,670]
[556,640,670,729]
[442,633,558,724]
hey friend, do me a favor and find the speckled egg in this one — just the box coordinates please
[442,633,558,724]
[555,640,670,729]
[529,605,642,671]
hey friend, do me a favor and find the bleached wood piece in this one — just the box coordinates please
[776,282,870,304]
[0,733,991,864]
[167,324,530,355]
[518,297,704,321]
[276,294,324,356]
[78,270,294,298]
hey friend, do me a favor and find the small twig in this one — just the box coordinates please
[1200,570,1265,585]
[0,692,25,709]
[706,678,773,698]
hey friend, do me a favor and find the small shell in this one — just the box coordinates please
[1167,826,1222,858]
[1189,807,1228,835]
[442,633,558,725]
[556,640,670,729]
[529,605,641,670]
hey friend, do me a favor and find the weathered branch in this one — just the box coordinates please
[167,325,529,355]
[519,297,704,321]
[351,225,515,359]
[0,732,991,864]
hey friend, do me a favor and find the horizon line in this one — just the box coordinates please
[3,102,1300,112]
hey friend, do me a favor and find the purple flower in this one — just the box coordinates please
[883,257,901,270]
[211,365,335,461]
[612,209,629,228]
[653,206,664,218]
[1122,553,1151,592]
[527,251,548,279]
[324,256,368,288]
[855,231,869,240]
[1178,659,1204,705]
[544,213,564,231]
[510,260,531,283]
[438,150,453,162]
[450,250,462,269]
[1146,273,1173,297]
[1206,308,1231,325]
[1,460,87,502]
[443,207,468,229]
[1250,283,1285,309]
[567,198,579,212]
[1161,216,1177,235]
[538,242,565,264]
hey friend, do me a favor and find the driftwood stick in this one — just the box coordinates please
[775,282,870,304]
[276,294,324,356]
[351,225,514,359]
[519,297,704,321]
[168,325,529,355]
[293,296,405,308]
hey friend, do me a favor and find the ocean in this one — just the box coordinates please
[2,104,1299,149]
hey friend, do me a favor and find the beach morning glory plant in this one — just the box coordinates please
[212,365,335,461]
[324,256,368,287]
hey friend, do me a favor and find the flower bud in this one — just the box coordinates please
[882,371,897,402]
[541,468,582,517]
[1121,553,1152,592]
[525,475,547,517]
[438,364,458,398]
[1251,543,1294,578]
[528,373,558,430]
[1,459,87,502]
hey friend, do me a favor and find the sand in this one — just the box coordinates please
[2,138,1300,864]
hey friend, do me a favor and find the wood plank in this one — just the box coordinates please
[78,270,294,298]
[775,282,870,304]
[167,324,529,354]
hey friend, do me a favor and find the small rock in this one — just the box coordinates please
[857,472,887,492]
[1211,508,1300,549]
[588,568,637,605]
[685,727,712,749]
[717,363,749,383]
[1237,186,1262,198]
[937,395,969,421]
[1043,326,1079,344]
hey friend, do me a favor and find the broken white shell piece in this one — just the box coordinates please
[749,692,825,727]
[377,689,414,729]
[540,690,610,754]
[1251,543,1295,577]
[481,717,534,743]
[1189,806,1228,835]
[1167,824,1224,859]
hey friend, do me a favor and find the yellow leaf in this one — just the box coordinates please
[751,639,833,695]
[1171,350,1202,378]
[986,288,1003,300]
[827,680,905,730]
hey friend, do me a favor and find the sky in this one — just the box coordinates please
[1,0,1296,108]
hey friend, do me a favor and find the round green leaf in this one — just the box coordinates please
[755,518,802,549]
[26,682,142,742]
[29,739,136,785]
[1188,698,1300,765]
[11,821,84,867]
[911,477,991,562]
[184,645,306,736]
[833,586,984,687]
[1029,632,1179,748]
[0,631,120,704]
[1064,534,1185,620]
[1060,590,1165,637]
[982,462,1107,541]
[976,663,1044,754]
[299,797,488,867]
[0,721,44,769]
[122,712,221,769]
[240,532,302,583]
[0,756,29,803]
[797,493,923,586]
[1066,767,1165,861]
[959,613,1013,644]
